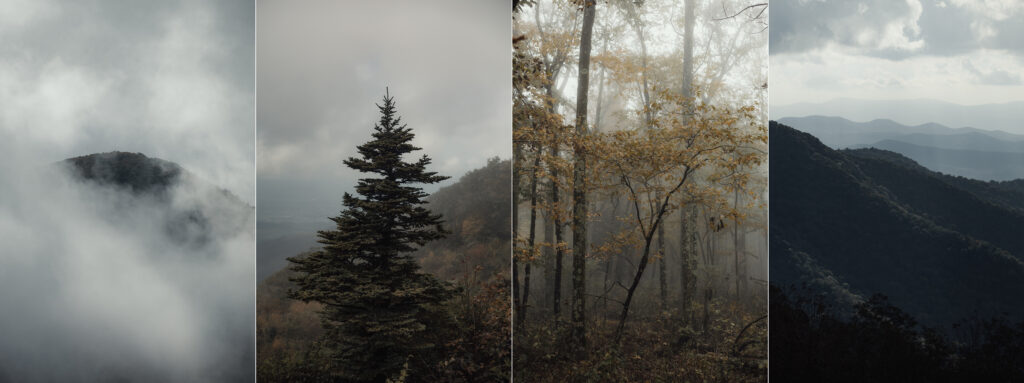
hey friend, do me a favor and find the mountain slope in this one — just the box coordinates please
[777,116,1024,149]
[843,147,1024,256]
[854,140,1024,181]
[884,132,1024,153]
[770,121,1024,327]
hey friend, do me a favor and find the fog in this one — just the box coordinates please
[0,0,254,381]
[0,149,254,381]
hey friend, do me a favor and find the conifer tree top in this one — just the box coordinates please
[343,89,449,186]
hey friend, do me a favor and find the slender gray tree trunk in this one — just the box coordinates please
[570,0,596,359]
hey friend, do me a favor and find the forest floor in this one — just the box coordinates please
[515,302,766,382]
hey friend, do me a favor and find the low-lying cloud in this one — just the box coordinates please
[0,151,254,382]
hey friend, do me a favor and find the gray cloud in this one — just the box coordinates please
[770,0,924,57]
[0,0,255,202]
[770,0,1024,58]
[963,59,1023,85]
[257,0,511,223]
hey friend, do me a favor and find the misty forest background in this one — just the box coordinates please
[514,0,767,381]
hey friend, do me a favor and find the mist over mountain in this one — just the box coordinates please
[0,152,254,382]
[62,152,253,250]
[773,99,1024,135]
[770,121,1024,328]
[779,116,1024,181]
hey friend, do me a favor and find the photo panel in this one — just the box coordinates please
[513,1,768,381]
[770,1,1024,381]
[256,0,512,381]
[0,1,255,381]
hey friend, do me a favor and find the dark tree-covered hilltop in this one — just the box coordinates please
[60,151,252,250]
[64,152,184,195]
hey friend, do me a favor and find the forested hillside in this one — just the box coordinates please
[770,120,1024,381]
[770,121,1024,326]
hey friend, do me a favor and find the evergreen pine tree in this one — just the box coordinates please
[288,90,453,382]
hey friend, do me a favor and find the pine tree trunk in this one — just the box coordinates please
[570,0,596,358]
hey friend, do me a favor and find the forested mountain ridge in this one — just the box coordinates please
[773,98,1024,137]
[770,121,1024,327]
[777,116,1024,180]
[843,147,1024,256]
[417,157,511,280]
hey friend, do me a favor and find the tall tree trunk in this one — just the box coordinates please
[543,202,554,311]
[733,188,741,303]
[658,222,667,312]
[681,0,695,99]
[520,147,542,328]
[512,142,522,328]
[552,142,564,320]
[680,206,697,321]
[678,0,697,324]
[570,0,596,358]
[546,67,565,323]
[594,38,608,132]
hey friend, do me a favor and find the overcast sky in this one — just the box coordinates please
[0,0,254,202]
[257,0,510,224]
[770,0,1024,106]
